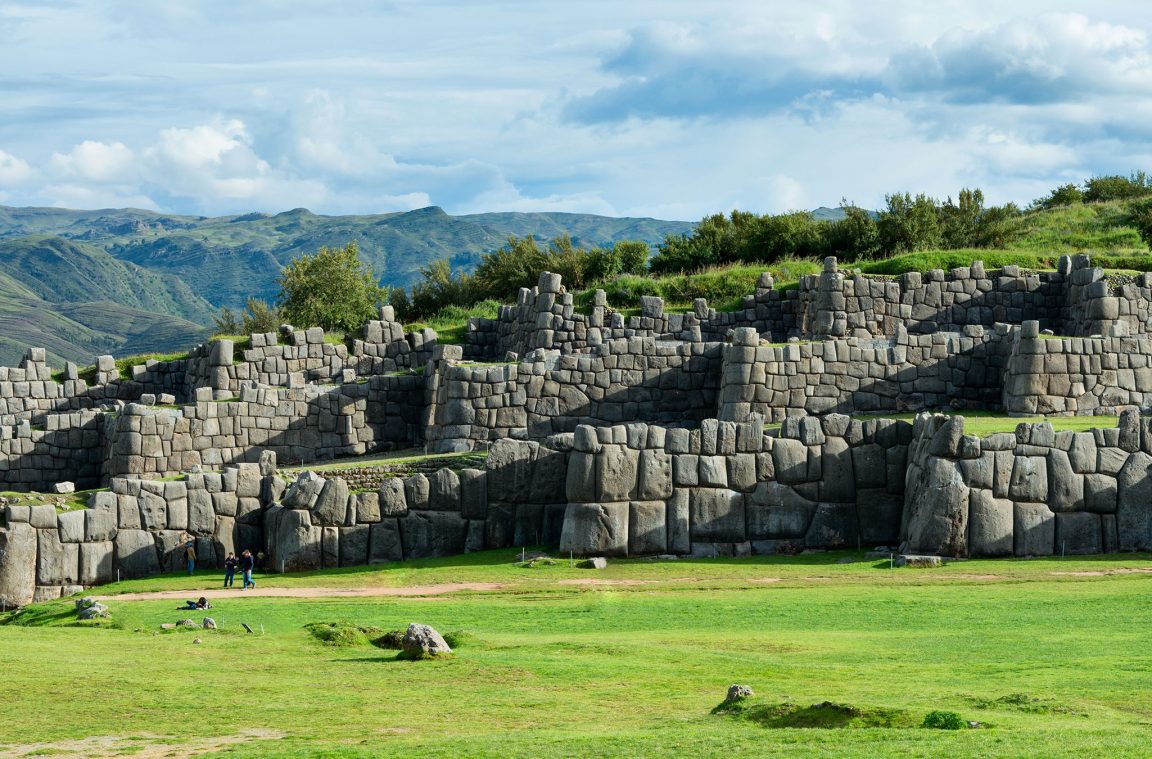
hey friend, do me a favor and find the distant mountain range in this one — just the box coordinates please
[0,204,697,366]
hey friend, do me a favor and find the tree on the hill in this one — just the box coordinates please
[1127,198,1152,250]
[277,242,383,332]
[878,192,942,254]
[241,298,281,334]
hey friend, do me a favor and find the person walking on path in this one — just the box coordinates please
[223,552,238,588]
[240,549,256,590]
[184,540,197,576]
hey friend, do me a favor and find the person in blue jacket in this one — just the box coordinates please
[240,549,256,590]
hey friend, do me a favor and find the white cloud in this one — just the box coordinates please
[4,4,1152,220]
[0,148,33,184]
[50,140,135,182]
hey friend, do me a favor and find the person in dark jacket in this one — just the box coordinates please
[240,549,256,590]
[184,540,196,576]
[223,553,238,588]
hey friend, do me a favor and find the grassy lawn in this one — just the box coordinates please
[2,550,1151,757]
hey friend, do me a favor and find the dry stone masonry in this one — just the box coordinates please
[6,252,1152,605]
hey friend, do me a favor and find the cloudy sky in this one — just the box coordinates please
[1,1,1151,220]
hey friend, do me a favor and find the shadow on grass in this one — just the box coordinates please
[713,698,918,729]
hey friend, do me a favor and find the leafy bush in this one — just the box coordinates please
[277,242,383,332]
[921,710,965,730]
[1083,172,1152,203]
[305,622,383,647]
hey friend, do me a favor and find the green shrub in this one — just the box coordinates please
[921,710,965,730]
[305,622,383,646]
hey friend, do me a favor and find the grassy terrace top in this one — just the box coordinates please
[767,411,1120,437]
[279,448,487,476]
[4,548,1152,756]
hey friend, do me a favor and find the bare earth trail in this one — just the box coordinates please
[0,729,285,758]
[95,582,507,601]
[90,565,1152,602]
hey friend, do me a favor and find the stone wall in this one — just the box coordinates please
[716,326,1011,422]
[0,411,109,491]
[1002,321,1152,415]
[102,377,425,478]
[901,410,1152,557]
[266,438,569,573]
[0,458,273,606]
[0,440,570,605]
[558,416,911,557]
[426,337,723,452]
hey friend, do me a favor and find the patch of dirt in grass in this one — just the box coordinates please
[555,578,657,586]
[5,729,284,758]
[714,699,918,729]
[1051,567,1152,577]
[96,582,506,601]
[952,574,1004,580]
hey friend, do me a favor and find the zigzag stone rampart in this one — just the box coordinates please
[4,253,1152,604]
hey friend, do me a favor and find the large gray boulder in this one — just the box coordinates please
[339,524,370,567]
[559,502,629,556]
[0,524,37,607]
[1056,512,1103,555]
[628,501,667,554]
[458,469,487,520]
[379,479,407,517]
[637,449,673,500]
[666,490,690,554]
[368,519,403,564]
[37,529,79,585]
[79,541,114,584]
[805,502,860,549]
[428,468,461,511]
[967,490,1013,557]
[401,623,452,658]
[597,445,638,502]
[1117,451,1152,551]
[1008,456,1048,503]
[819,436,856,502]
[264,505,321,571]
[902,457,969,557]
[1014,503,1055,556]
[689,488,746,543]
[114,529,160,579]
[311,478,351,526]
[398,511,469,559]
[745,481,817,539]
[1046,449,1084,512]
[282,471,325,510]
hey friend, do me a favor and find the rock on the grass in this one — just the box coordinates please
[725,684,754,702]
[74,596,110,619]
[203,617,217,629]
[579,556,608,569]
[894,554,943,568]
[53,482,75,495]
[401,623,452,658]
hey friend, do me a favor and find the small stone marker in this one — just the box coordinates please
[401,623,452,658]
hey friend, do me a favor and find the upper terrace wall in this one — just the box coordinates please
[461,256,1107,362]
[425,337,723,452]
[716,326,1014,422]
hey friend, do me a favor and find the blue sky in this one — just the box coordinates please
[1,1,1152,220]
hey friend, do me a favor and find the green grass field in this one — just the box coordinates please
[3,550,1151,757]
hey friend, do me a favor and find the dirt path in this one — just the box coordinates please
[95,582,506,601]
[1,729,284,758]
